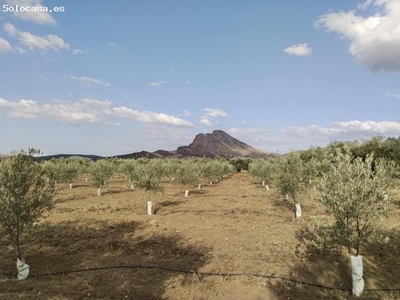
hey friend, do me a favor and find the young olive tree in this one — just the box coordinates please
[76,158,92,182]
[174,160,202,196]
[307,149,396,296]
[42,159,63,184]
[133,158,164,197]
[120,159,138,189]
[311,150,395,256]
[249,158,277,188]
[275,152,304,203]
[89,158,115,196]
[58,158,80,188]
[0,149,55,263]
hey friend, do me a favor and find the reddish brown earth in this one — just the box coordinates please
[1,171,400,300]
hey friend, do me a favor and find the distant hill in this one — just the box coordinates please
[38,130,276,160]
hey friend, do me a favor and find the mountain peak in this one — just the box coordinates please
[177,130,270,158]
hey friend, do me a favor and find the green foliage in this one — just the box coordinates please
[76,158,93,176]
[174,160,202,189]
[132,158,163,195]
[249,158,277,185]
[120,159,139,183]
[200,158,233,183]
[229,157,253,172]
[0,149,55,260]
[309,148,396,256]
[275,153,305,203]
[89,158,115,189]
[42,159,63,183]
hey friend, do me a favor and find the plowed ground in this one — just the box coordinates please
[1,171,400,299]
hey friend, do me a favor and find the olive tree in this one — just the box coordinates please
[310,149,395,256]
[306,149,396,296]
[58,158,80,188]
[276,152,304,203]
[120,159,138,189]
[42,159,63,184]
[0,149,55,264]
[174,160,202,196]
[133,158,164,196]
[249,158,277,188]
[89,158,115,196]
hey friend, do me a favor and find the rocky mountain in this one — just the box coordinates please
[38,130,274,160]
[176,130,272,158]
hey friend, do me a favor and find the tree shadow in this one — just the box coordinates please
[268,225,400,299]
[0,220,211,299]
[189,189,206,195]
[154,200,184,214]
[273,198,297,215]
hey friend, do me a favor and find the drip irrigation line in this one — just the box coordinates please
[3,265,400,292]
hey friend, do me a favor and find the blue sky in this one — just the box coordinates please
[0,0,399,156]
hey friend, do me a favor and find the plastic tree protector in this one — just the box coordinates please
[17,259,29,280]
[295,203,302,218]
[147,201,153,215]
[351,256,364,296]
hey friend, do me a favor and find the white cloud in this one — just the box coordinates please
[284,43,312,57]
[200,118,213,126]
[281,120,400,140]
[332,120,400,135]
[15,46,26,54]
[0,97,104,123]
[183,110,192,116]
[0,37,13,52]
[315,0,400,72]
[282,125,344,139]
[0,97,193,127]
[109,42,117,48]
[148,80,167,87]
[80,98,112,108]
[200,108,228,126]
[203,108,228,118]
[67,75,111,87]
[357,0,374,10]
[4,0,57,25]
[112,107,193,127]
[386,91,400,99]
[4,23,18,36]
[72,48,90,55]
[186,81,191,84]
[3,23,69,52]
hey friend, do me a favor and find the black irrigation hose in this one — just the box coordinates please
[3,264,400,292]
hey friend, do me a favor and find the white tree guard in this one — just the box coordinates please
[185,190,189,197]
[147,201,153,215]
[265,185,269,190]
[17,259,29,280]
[295,203,302,218]
[97,188,101,196]
[351,255,364,297]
